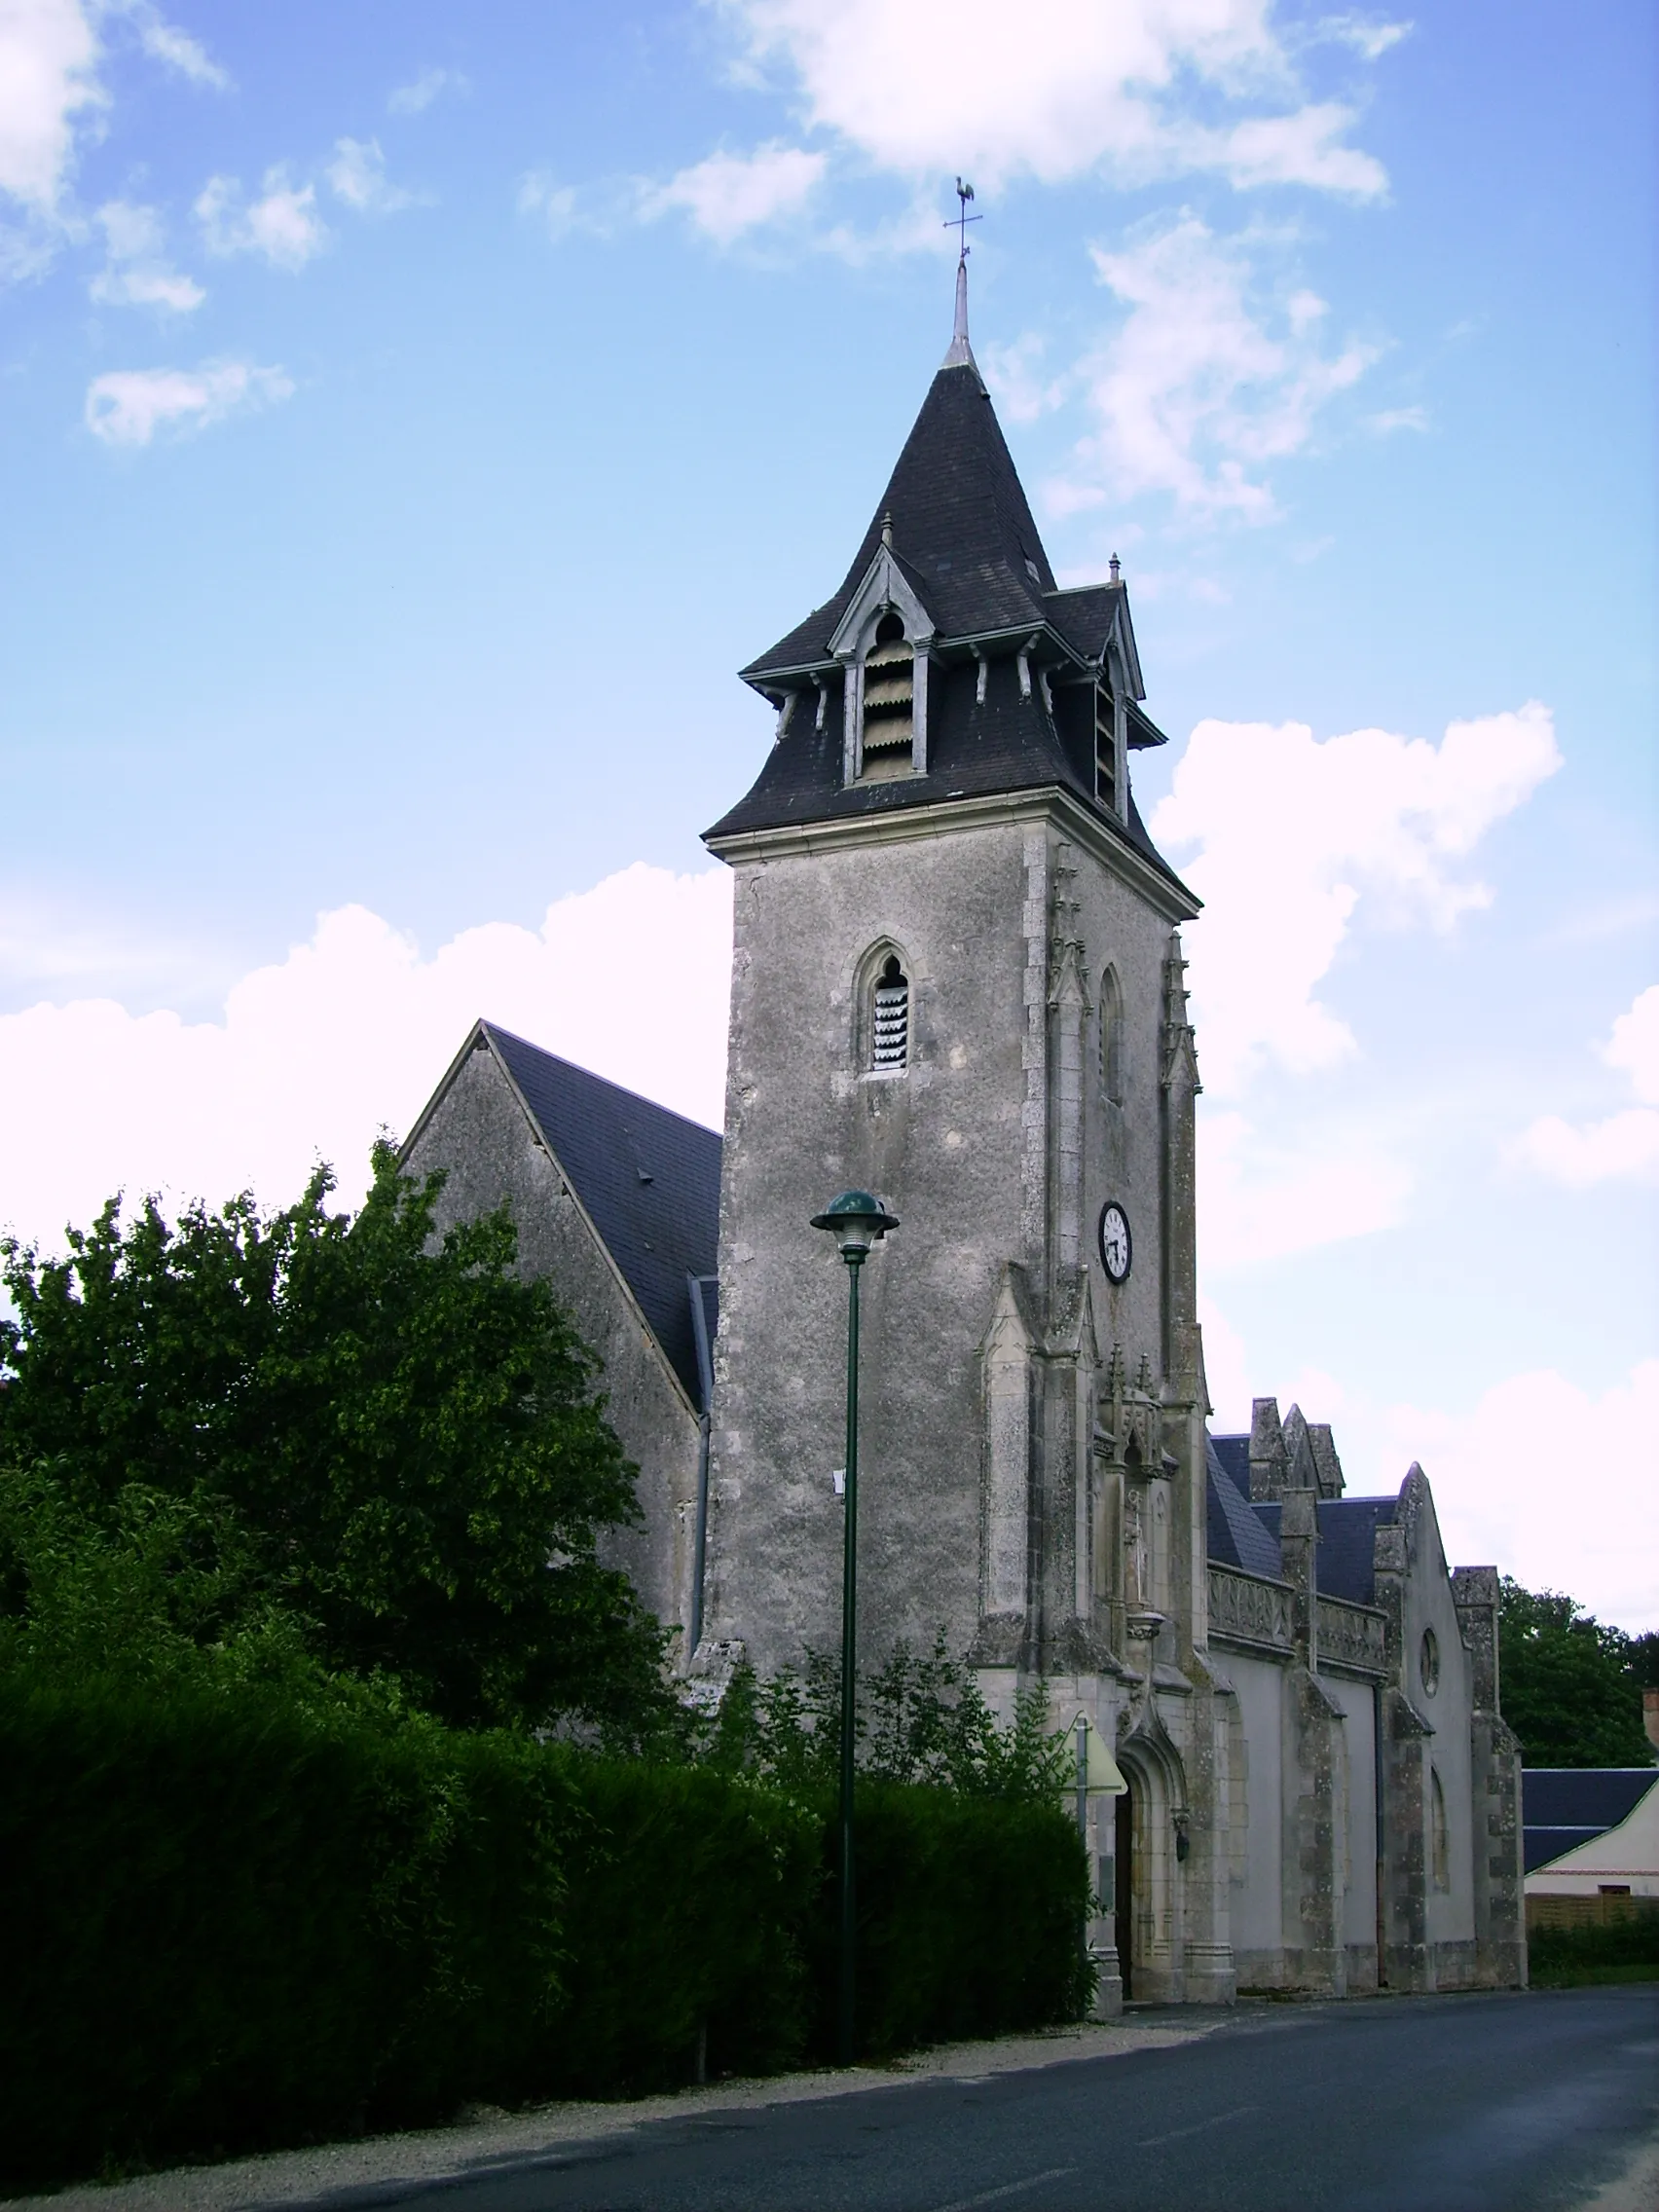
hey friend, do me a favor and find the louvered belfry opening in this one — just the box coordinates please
[861,610,914,777]
[871,953,909,1070]
[1094,679,1118,813]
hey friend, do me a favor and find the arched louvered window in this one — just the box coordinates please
[871,953,909,1071]
[861,610,914,778]
[1099,965,1124,1106]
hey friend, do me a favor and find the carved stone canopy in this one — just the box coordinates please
[1097,1341,1163,1470]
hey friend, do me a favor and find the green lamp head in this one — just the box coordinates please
[810,1189,901,1259]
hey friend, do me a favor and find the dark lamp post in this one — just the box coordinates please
[809,1188,899,2066]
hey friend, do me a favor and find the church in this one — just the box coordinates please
[401,262,1527,2010]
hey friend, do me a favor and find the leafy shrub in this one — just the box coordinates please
[706,1634,1069,1801]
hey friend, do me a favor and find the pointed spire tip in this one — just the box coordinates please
[941,254,977,371]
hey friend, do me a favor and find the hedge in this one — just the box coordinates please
[1528,1907,1659,1987]
[0,1676,1087,2194]
[814,1784,1093,2058]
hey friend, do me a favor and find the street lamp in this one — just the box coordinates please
[809,1188,900,2065]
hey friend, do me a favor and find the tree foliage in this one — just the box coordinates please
[0,1147,676,1742]
[705,1632,1070,1802]
[1498,1578,1654,1768]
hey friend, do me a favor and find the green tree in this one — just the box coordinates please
[0,1146,676,1742]
[1498,1578,1654,1767]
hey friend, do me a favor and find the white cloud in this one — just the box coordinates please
[1513,985,1659,1187]
[1367,403,1428,434]
[515,169,643,242]
[196,166,326,269]
[1380,1362,1659,1633]
[84,356,293,445]
[720,0,1386,198]
[1515,1110,1659,1189]
[1172,103,1387,197]
[388,66,463,116]
[1312,14,1412,62]
[979,334,1069,425]
[125,4,227,89]
[1202,1311,1659,1629]
[1608,984,1659,1104]
[0,865,735,1253]
[0,0,101,211]
[1198,1105,1413,1273]
[325,135,416,214]
[1046,214,1378,519]
[89,197,203,310]
[642,142,825,243]
[1152,702,1563,1094]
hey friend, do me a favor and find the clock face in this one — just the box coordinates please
[1098,1201,1131,1284]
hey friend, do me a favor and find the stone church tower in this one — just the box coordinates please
[696,268,1230,2003]
[401,263,1526,2011]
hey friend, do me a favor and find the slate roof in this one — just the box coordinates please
[1206,1437,1284,1578]
[1251,1496,1397,1605]
[708,355,1193,896]
[705,651,1192,896]
[1314,1499,1398,1605]
[1210,1433,1251,1496]
[742,361,1057,680]
[484,1023,721,1407]
[1523,1770,1659,1874]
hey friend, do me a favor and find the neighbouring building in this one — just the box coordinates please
[1524,1769,1659,1922]
[403,260,1527,2008]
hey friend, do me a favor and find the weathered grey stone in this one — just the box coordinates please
[402,1033,704,1651]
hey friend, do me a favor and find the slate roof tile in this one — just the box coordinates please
[1523,1769,1659,1831]
[705,653,1194,904]
[742,362,1053,678]
[1206,1436,1284,1578]
[1211,1432,1251,1496]
[1250,1495,1397,1604]
[485,1023,721,1407]
[1523,1767,1659,1874]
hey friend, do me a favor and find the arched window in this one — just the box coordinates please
[871,952,909,1071]
[1099,965,1124,1105]
[861,610,914,777]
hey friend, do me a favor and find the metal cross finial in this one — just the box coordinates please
[945,176,980,261]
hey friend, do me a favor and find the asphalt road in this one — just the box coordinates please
[290,1987,1659,2212]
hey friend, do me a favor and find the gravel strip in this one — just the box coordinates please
[5,2016,1221,2211]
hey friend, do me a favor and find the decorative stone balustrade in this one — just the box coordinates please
[1208,1566,1292,1653]
[1316,1594,1388,1677]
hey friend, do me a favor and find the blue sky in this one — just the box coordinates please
[2,0,1655,1625]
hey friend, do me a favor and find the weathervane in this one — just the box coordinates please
[945,176,980,261]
